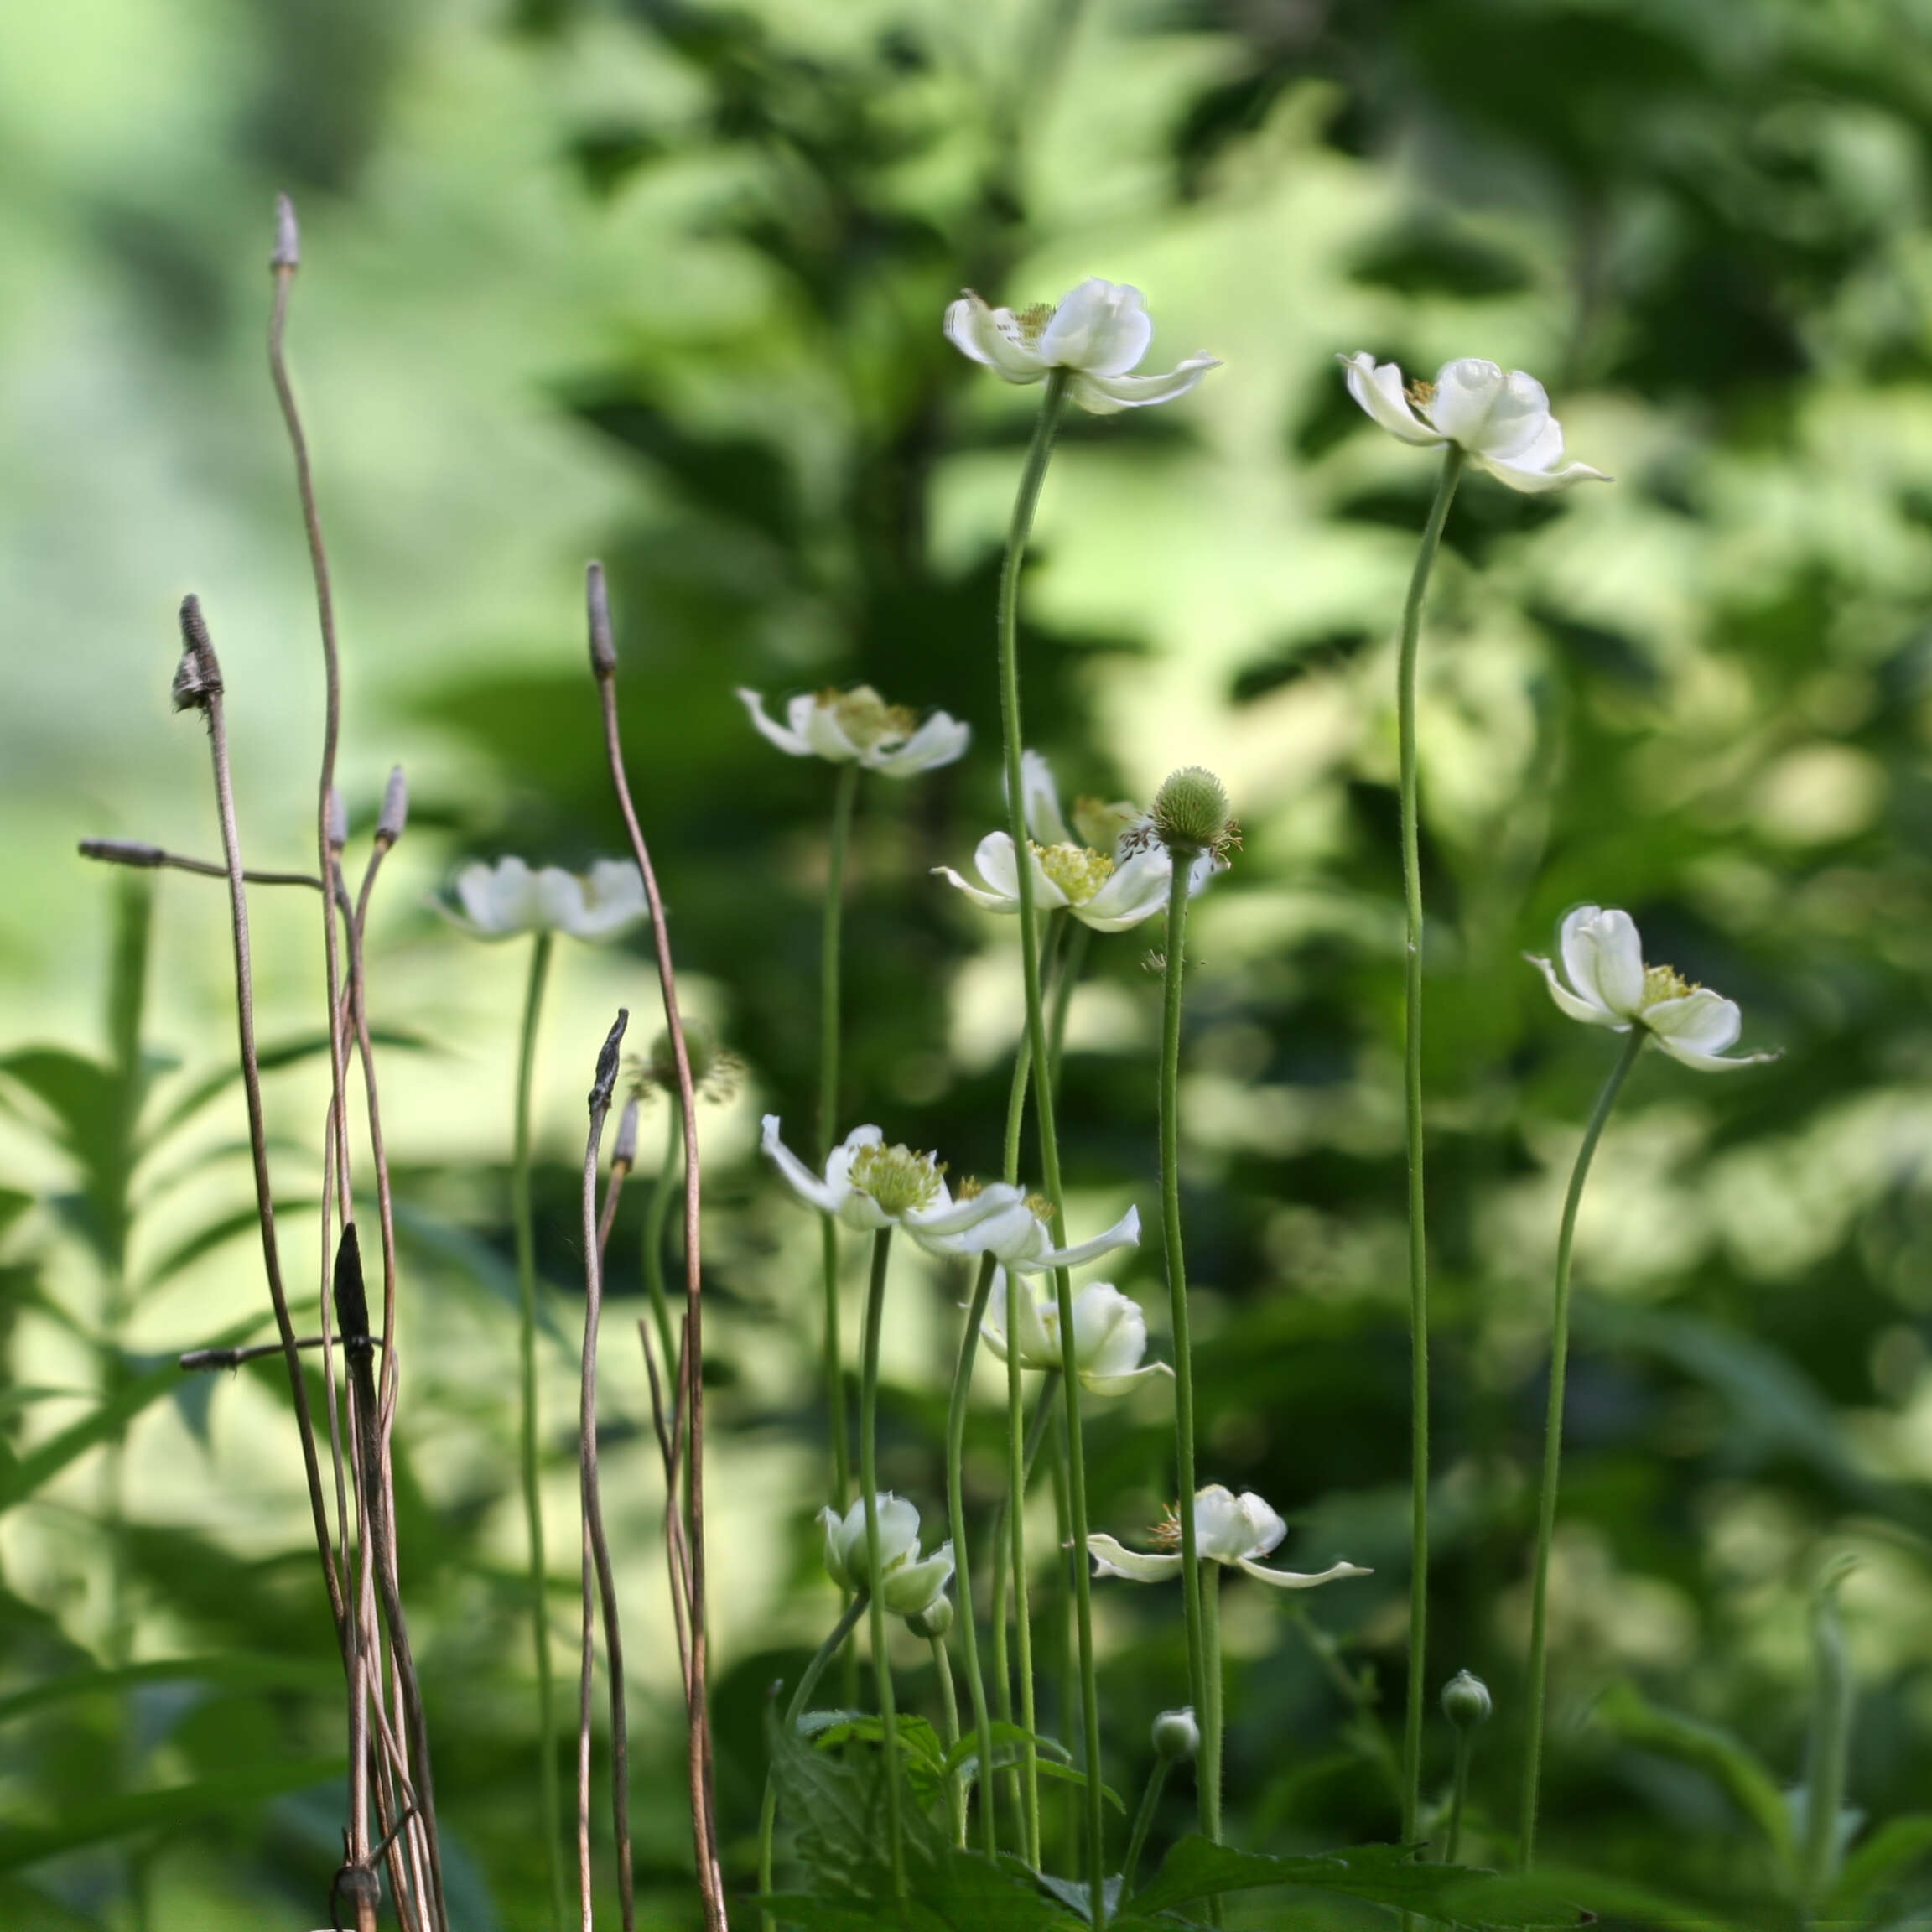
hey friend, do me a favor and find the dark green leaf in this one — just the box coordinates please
[1824,1811,1932,1919]
[0,1652,340,1727]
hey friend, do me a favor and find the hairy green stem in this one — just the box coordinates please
[1445,1729,1473,1867]
[512,931,568,1929]
[819,761,860,1515]
[932,1634,967,1848]
[997,367,1104,1914]
[1158,852,1210,1840]
[1120,1757,1171,1901]
[946,1250,1001,1855]
[1519,1026,1644,1865]
[860,1228,906,1891]
[1800,1567,1854,1905]
[1200,1562,1224,1850]
[1398,444,1465,1846]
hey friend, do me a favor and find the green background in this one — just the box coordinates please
[4,0,1932,1924]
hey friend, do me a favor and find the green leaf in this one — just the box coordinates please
[0,1049,117,1161]
[138,1201,318,1296]
[0,1652,340,1727]
[0,1877,101,1929]
[1823,1812,1932,1919]
[1593,1679,1797,1876]
[0,1188,34,1244]
[0,1753,344,1871]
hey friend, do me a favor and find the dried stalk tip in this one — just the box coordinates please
[272,192,299,269]
[613,1096,640,1167]
[326,786,348,849]
[1150,766,1230,855]
[80,837,165,869]
[171,595,222,711]
[586,561,616,678]
[591,1007,630,1114]
[377,764,408,844]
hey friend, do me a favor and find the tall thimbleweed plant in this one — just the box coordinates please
[1342,349,1607,1846]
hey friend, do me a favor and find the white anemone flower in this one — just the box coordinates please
[1087,1484,1372,1592]
[934,832,1178,932]
[983,1270,1171,1396]
[1337,353,1609,495]
[946,279,1218,416]
[735,683,969,776]
[444,856,647,941]
[820,1493,953,1616]
[1017,749,1223,892]
[760,1116,1028,1249]
[1526,906,1777,1072]
[923,1193,1141,1278]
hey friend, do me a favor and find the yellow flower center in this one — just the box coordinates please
[1640,963,1697,1009]
[822,685,917,752]
[1024,1192,1053,1222]
[1405,378,1436,411]
[1032,841,1114,904]
[849,1142,946,1218]
[1015,301,1055,346]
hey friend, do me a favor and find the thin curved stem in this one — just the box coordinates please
[1158,855,1209,1839]
[512,932,568,1928]
[1200,1562,1223,1852]
[860,1228,906,1891]
[996,369,1104,1912]
[1120,1758,1170,1901]
[1398,444,1465,1846]
[1518,1026,1644,1866]
[947,1252,1001,1855]
[819,761,860,1517]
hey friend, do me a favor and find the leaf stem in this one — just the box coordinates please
[860,1228,906,1892]
[1519,1025,1644,1865]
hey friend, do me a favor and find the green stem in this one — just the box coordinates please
[1398,444,1465,1846]
[947,1252,1002,1855]
[932,1634,967,1848]
[819,761,860,1515]
[1519,1026,1644,1866]
[759,1593,869,1932]
[998,367,1104,1914]
[641,1106,681,1378]
[1048,917,1088,1098]
[1120,1758,1171,1901]
[1158,850,1211,1838]
[1445,1731,1472,1867]
[1200,1562,1223,1849]
[860,1228,906,1891]
[512,931,568,1930]
[1800,1567,1854,1905]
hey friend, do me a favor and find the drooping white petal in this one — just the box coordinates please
[1008,1202,1142,1276]
[1427,358,1509,446]
[1021,750,1072,845]
[1038,279,1155,376]
[1474,453,1612,495]
[736,688,815,758]
[932,865,1016,914]
[1086,1535,1183,1583]
[1527,953,1629,1031]
[1561,906,1645,1019]
[1338,352,1443,447]
[870,709,969,776]
[1075,847,1173,932]
[1643,989,1741,1057]
[881,1543,955,1616]
[1234,1555,1374,1591]
[906,1180,1028,1241]
[944,293,1048,383]
[1651,1038,1780,1073]
[1072,356,1220,416]
[760,1114,846,1215]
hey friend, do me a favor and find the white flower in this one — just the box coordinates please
[927,1195,1141,1278]
[1086,1483,1371,1592]
[444,856,647,941]
[934,833,1178,932]
[1337,353,1608,495]
[760,1117,1027,1248]
[982,1270,1171,1396]
[820,1493,953,1616]
[1526,906,1777,1073]
[946,279,1218,417]
[735,684,969,776]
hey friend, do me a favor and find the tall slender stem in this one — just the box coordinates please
[512,932,568,1927]
[947,1251,1001,1855]
[1157,854,1210,1836]
[818,761,860,1515]
[1119,1757,1170,1900]
[1008,1335,1043,1864]
[860,1228,906,1891]
[1199,1562,1223,1849]
[1519,1026,1644,1865]
[995,369,1104,1914]
[1397,444,1465,1846]
[1445,1731,1472,1867]
[931,1635,966,1849]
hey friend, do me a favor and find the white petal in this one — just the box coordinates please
[1427,358,1508,446]
[801,701,860,762]
[1081,1363,1173,1396]
[1021,750,1071,845]
[1187,848,1223,896]
[1039,279,1154,377]
[1086,1535,1182,1583]
[1561,906,1645,1018]
[1474,453,1612,495]
[761,1114,844,1214]
[1337,352,1443,447]
[932,865,1016,915]
[1010,1202,1142,1275]
[929,1197,1040,1261]
[1643,989,1740,1057]
[1190,1484,1249,1562]
[1227,1489,1286,1561]
[453,858,523,937]
[1072,1284,1148,1379]
[974,830,1025,901]
[907,1181,1028,1239]
[1488,409,1564,470]
[944,292,1047,382]
[1001,1269,1060,1368]
[1234,1555,1374,1591]
[1071,356,1219,416]
[1653,1040,1781,1073]
[736,687,814,758]
[870,710,969,776]
[881,1544,955,1616]
[1526,953,1628,1031]
[1075,848,1172,932]
[533,867,588,935]
[568,860,647,938]
[1467,366,1553,460]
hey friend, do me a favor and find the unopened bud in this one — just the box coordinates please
[586,561,615,678]
[613,1098,640,1168]
[272,192,300,269]
[1149,766,1229,856]
[1441,1670,1492,1733]
[1152,1706,1200,1762]
[904,1594,953,1640]
[80,838,165,870]
[326,787,348,849]
[171,595,222,711]
[377,766,408,844]
[590,1009,629,1115]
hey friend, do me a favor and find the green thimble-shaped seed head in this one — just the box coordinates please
[1150,766,1230,855]
[1151,1706,1200,1761]
[1441,1669,1493,1732]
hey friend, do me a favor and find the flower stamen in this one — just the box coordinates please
[1640,963,1697,1009]
[849,1141,947,1217]
[1032,840,1115,904]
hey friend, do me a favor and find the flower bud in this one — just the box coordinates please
[612,1097,640,1169]
[1441,1670,1492,1733]
[1152,1706,1200,1762]
[1149,766,1229,856]
[904,1593,953,1639]
[377,765,408,844]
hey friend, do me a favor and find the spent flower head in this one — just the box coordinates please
[1148,766,1235,860]
[1087,1483,1371,1592]
[628,1023,744,1106]
[736,683,968,776]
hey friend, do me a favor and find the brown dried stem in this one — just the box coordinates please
[79,837,324,890]
[586,564,725,1928]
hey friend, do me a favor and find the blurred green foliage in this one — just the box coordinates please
[6,0,1932,1925]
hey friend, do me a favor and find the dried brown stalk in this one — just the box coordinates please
[585,564,727,1928]
[78,836,323,890]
